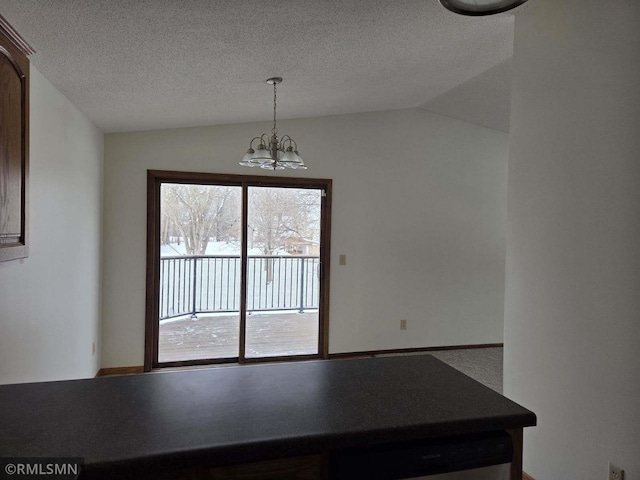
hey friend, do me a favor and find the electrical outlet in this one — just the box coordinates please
[400,319,407,330]
[92,341,96,356]
[609,463,624,480]
[339,254,346,266]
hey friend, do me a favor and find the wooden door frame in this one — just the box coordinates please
[144,170,332,371]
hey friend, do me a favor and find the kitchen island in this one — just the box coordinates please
[0,355,535,479]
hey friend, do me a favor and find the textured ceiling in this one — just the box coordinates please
[0,0,514,133]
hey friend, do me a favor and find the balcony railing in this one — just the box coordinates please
[159,255,320,320]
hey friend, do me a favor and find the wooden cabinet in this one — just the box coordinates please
[203,455,325,480]
[93,455,327,480]
[0,15,33,262]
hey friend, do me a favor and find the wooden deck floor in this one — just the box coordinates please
[158,312,319,363]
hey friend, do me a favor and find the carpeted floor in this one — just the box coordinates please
[377,347,504,394]
[429,348,503,393]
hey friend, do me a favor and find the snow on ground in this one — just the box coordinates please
[161,241,287,257]
[159,309,319,325]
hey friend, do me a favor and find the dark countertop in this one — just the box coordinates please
[0,356,535,476]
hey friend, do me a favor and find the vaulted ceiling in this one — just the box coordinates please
[0,0,515,133]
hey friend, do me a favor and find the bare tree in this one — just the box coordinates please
[160,184,319,263]
[248,188,320,283]
[248,188,320,255]
[161,184,240,255]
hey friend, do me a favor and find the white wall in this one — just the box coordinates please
[504,0,640,478]
[0,67,103,384]
[102,108,508,367]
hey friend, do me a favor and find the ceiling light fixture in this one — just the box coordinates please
[439,0,528,16]
[239,77,307,171]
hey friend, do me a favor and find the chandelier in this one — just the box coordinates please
[239,77,307,171]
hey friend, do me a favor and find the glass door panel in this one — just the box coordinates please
[244,186,322,359]
[157,183,242,363]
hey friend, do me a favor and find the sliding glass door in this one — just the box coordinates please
[145,172,331,370]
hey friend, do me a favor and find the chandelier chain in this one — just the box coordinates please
[272,82,277,136]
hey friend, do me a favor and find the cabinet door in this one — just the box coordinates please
[0,16,31,262]
[205,455,325,480]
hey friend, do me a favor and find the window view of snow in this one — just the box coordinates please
[158,183,321,363]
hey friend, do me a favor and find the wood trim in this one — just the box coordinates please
[242,354,321,364]
[239,183,248,362]
[0,15,35,56]
[151,354,323,370]
[508,428,523,480]
[146,170,332,190]
[152,357,240,369]
[144,171,161,371]
[523,473,535,480]
[329,343,504,359]
[96,366,145,377]
[320,180,332,359]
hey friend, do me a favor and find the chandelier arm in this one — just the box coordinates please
[280,134,292,145]
[248,136,263,149]
[279,135,297,151]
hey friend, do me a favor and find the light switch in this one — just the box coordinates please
[339,254,346,266]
